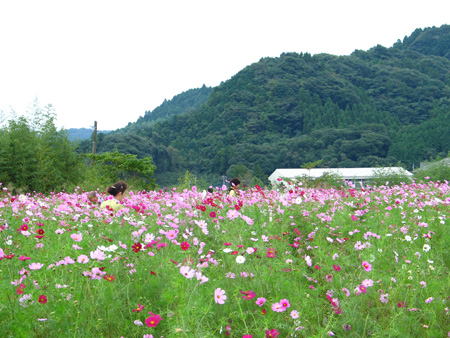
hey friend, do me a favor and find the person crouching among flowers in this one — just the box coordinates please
[100,180,127,212]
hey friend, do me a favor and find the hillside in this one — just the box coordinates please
[67,128,111,141]
[79,25,450,186]
[114,85,213,134]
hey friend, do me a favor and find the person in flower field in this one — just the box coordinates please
[100,180,127,212]
[228,177,241,197]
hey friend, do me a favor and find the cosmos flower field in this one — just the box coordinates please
[1,180,450,338]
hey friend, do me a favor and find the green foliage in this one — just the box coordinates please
[370,167,413,186]
[85,151,157,190]
[0,103,83,193]
[114,85,213,134]
[414,157,450,183]
[177,170,198,191]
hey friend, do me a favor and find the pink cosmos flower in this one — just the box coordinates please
[214,288,227,304]
[179,266,195,279]
[362,261,372,271]
[271,302,284,312]
[380,293,389,304]
[243,335,252,338]
[90,249,106,261]
[290,310,299,319]
[70,233,83,242]
[19,255,31,261]
[256,297,266,306]
[361,279,374,287]
[305,255,312,266]
[77,255,89,264]
[29,263,44,270]
[425,297,434,304]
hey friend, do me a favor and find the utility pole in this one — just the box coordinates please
[92,121,97,164]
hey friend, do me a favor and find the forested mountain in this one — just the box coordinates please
[114,85,213,134]
[67,128,111,141]
[78,25,450,186]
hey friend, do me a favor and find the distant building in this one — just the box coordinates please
[419,157,450,170]
[268,167,413,186]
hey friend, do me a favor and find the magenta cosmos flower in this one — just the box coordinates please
[266,329,280,337]
[266,247,277,258]
[280,299,290,309]
[362,261,372,272]
[214,288,227,304]
[145,312,161,327]
[180,241,190,251]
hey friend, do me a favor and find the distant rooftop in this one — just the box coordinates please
[268,167,413,184]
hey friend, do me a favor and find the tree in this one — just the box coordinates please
[86,151,157,190]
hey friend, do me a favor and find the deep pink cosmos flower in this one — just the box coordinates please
[280,298,290,309]
[333,264,341,271]
[209,211,216,218]
[16,284,26,295]
[38,295,47,304]
[240,290,256,300]
[266,329,280,337]
[132,303,145,312]
[362,261,372,272]
[145,312,162,327]
[132,242,142,253]
[266,247,277,258]
[104,275,116,281]
[180,241,190,251]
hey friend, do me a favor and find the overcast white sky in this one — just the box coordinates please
[0,0,449,131]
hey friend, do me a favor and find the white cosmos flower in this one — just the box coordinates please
[223,248,232,253]
[236,255,246,264]
[423,244,431,252]
[404,236,411,242]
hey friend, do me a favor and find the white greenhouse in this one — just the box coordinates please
[268,167,413,186]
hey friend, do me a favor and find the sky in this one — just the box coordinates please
[0,0,449,131]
